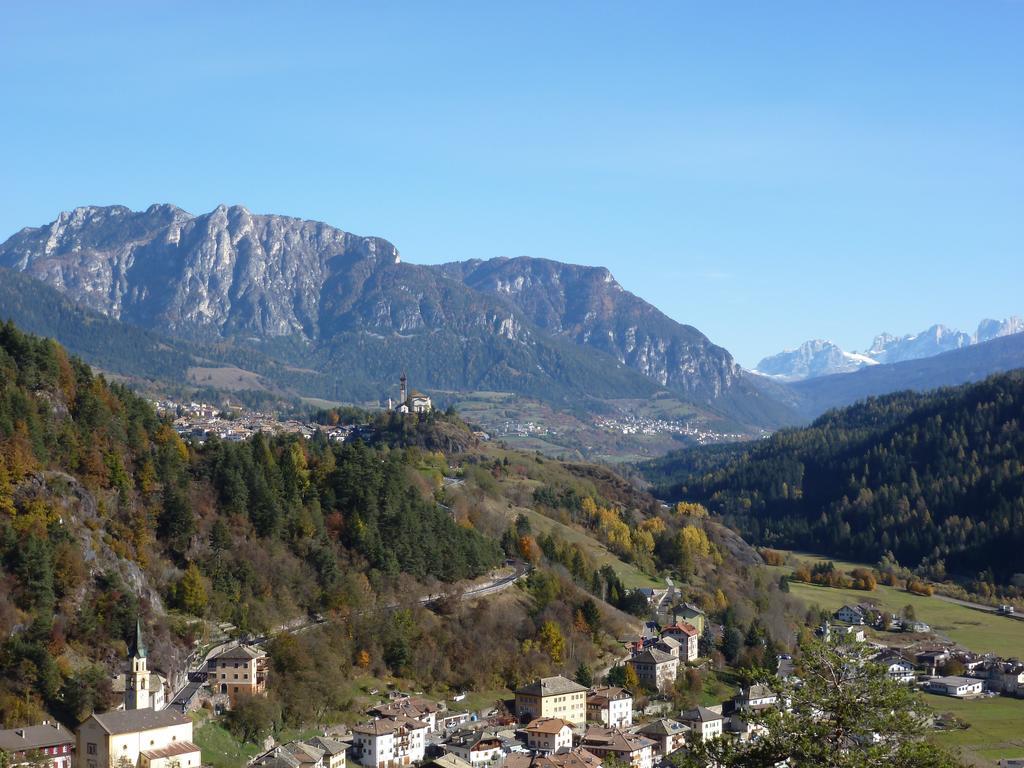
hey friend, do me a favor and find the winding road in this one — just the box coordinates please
[165,561,529,712]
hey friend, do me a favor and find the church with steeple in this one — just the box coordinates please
[126,620,150,710]
[388,372,432,414]
[114,619,167,711]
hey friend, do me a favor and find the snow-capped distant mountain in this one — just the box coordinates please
[755,316,1023,381]
[865,324,971,365]
[754,340,878,381]
[976,316,1024,344]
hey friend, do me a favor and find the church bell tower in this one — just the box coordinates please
[125,619,151,710]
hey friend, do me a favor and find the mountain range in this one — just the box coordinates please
[2,203,1023,442]
[0,204,792,430]
[755,318,1023,381]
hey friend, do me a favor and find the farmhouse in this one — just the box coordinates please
[252,738,347,768]
[504,748,603,768]
[925,676,985,698]
[369,698,443,732]
[874,654,915,684]
[834,605,866,625]
[672,604,706,635]
[916,650,951,676]
[732,684,777,711]
[988,662,1024,695]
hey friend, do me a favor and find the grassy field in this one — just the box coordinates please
[192,712,264,768]
[926,693,1024,767]
[770,552,1024,658]
[455,686,512,714]
[514,505,661,589]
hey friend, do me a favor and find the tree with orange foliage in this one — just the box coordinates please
[518,535,539,563]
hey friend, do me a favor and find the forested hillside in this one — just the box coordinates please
[644,373,1024,584]
[0,321,500,726]
[0,320,808,735]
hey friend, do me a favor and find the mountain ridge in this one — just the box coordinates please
[0,204,795,430]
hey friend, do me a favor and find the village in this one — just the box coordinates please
[3,591,1022,768]
[152,399,354,445]
[152,374,437,445]
[591,417,747,445]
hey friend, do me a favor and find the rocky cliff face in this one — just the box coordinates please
[1,204,400,340]
[865,324,972,365]
[1,204,783,423]
[435,256,740,399]
[754,339,878,381]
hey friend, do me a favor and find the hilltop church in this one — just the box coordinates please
[389,373,432,414]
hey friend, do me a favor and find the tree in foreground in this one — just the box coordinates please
[671,637,962,768]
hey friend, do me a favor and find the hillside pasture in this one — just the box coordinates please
[769,551,1024,658]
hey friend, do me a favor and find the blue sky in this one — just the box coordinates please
[1,2,1021,367]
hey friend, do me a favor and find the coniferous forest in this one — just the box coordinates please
[644,372,1024,584]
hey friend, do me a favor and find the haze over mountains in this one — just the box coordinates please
[755,317,1024,381]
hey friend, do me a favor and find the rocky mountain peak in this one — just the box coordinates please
[976,316,1024,343]
[761,315,1023,381]
[0,204,779,423]
[754,339,876,381]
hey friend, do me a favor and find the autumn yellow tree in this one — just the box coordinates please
[675,502,709,518]
[624,663,641,691]
[0,456,15,517]
[180,563,208,616]
[538,620,566,663]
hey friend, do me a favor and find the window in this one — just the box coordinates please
[87,745,97,756]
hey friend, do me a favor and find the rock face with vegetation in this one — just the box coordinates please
[644,371,1024,585]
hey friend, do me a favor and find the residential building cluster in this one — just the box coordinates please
[495,421,555,439]
[825,603,1024,699]
[155,398,355,444]
[592,416,746,444]
[4,596,1023,768]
